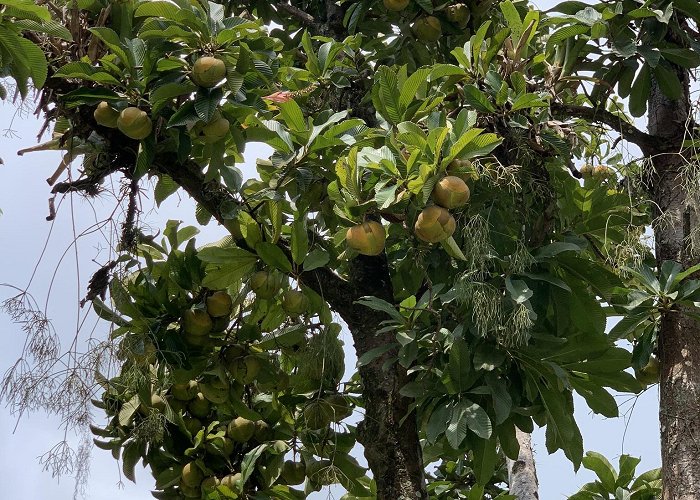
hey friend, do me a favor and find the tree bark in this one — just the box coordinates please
[648,57,700,499]
[346,255,428,499]
[507,430,539,500]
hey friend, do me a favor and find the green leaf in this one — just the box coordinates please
[472,436,499,486]
[448,339,471,391]
[355,296,404,323]
[291,216,308,265]
[89,27,132,69]
[255,242,293,273]
[462,84,496,113]
[629,63,651,117]
[278,100,307,133]
[653,64,682,99]
[121,440,141,482]
[303,248,330,271]
[357,343,398,367]
[582,451,618,492]
[463,402,492,439]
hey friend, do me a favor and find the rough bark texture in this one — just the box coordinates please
[648,59,700,499]
[347,255,428,499]
[507,430,539,500]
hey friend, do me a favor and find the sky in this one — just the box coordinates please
[0,1,663,497]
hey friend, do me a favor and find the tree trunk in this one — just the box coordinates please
[648,58,700,499]
[507,430,539,500]
[347,255,428,499]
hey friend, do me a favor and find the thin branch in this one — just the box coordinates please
[551,102,664,155]
[273,2,318,29]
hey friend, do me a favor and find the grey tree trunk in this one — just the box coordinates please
[507,430,539,500]
[648,54,700,499]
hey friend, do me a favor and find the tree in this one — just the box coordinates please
[2,0,699,498]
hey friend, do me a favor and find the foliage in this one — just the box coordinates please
[569,452,662,500]
[3,0,700,498]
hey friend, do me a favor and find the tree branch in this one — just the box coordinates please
[272,2,318,29]
[551,102,664,155]
[152,153,356,319]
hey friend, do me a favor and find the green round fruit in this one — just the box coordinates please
[200,377,230,404]
[414,205,456,243]
[282,290,310,316]
[184,332,211,347]
[280,460,306,485]
[94,101,120,128]
[116,107,152,140]
[206,291,233,317]
[445,3,470,27]
[199,117,230,144]
[183,416,203,437]
[181,462,203,487]
[228,355,262,384]
[220,473,241,490]
[412,16,442,42]
[383,0,409,11]
[227,416,256,442]
[250,271,284,299]
[253,420,273,442]
[432,176,470,209]
[210,314,231,333]
[303,400,334,430]
[205,436,234,457]
[188,392,210,418]
[191,56,227,87]
[179,480,201,498]
[172,380,199,401]
[182,309,213,336]
[201,476,221,493]
[346,221,386,256]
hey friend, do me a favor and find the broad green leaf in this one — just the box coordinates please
[255,242,293,273]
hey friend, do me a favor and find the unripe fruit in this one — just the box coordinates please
[383,0,409,11]
[191,56,226,88]
[280,460,306,485]
[227,416,256,442]
[94,101,119,128]
[282,290,310,316]
[201,477,221,493]
[183,416,203,437]
[182,309,213,336]
[303,400,334,429]
[228,355,261,384]
[250,271,284,299]
[220,473,241,490]
[210,314,230,333]
[346,221,386,256]
[181,462,203,487]
[172,380,198,401]
[188,392,210,418]
[206,291,233,318]
[445,3,470,27]
[412,16,442,42]
[116,107,152,140]
[253,420,273,442]
[200,117,230,144]
[414,205,456,243]
[432,176,470,209]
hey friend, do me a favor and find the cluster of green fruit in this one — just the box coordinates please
[345,162,472,255]
[382,1,471,41]
[181,290,234,347]
[92,56,229,143]
[250,270,311,316]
